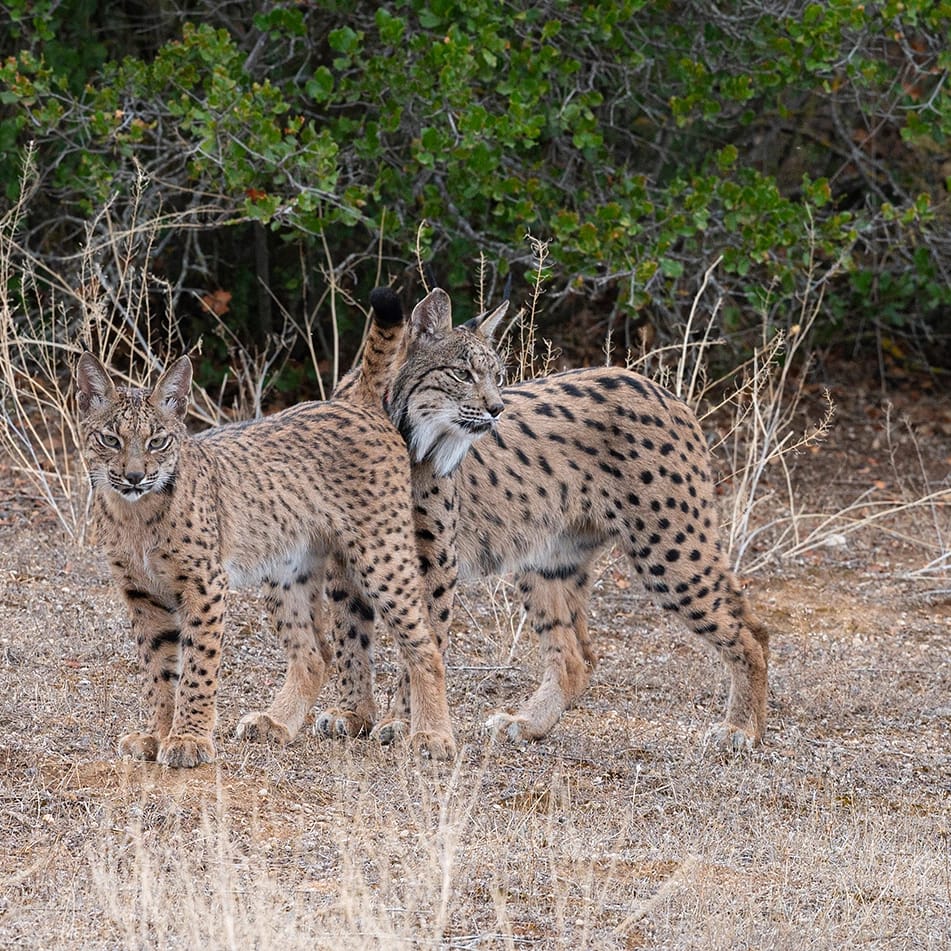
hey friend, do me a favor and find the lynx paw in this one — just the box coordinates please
[370,717,410,746]
[409,729,457,760]
[236,712,292,746]
[485,711,541,742]
[706,722,758,753]
[157,733,216,768]
[314,708,372,739]
[118,731,160,761]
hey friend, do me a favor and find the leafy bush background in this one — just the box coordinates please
[2,0,949,387]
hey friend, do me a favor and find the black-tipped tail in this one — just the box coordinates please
[369,286,404,327]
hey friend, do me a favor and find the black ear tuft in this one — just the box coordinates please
[459,301,509,341]
[369,286,404,327]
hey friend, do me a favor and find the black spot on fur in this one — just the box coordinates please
[149,629,180,652]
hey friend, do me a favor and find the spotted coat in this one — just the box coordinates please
[322,363,770,752]
[75,299,458,766]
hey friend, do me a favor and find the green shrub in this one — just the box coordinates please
[2,0,948,380]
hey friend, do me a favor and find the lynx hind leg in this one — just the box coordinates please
[486,564,595,743]
[118,731,161,762]
[237,555,332,746]
[638,542,768,752]
[709,576,769,750]
[315,565,379,739]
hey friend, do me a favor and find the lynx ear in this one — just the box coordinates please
[458,300,511,341]
[76,352,116,415]
[149,356,192,417]
[408,287,453,348]
[472,300,509,342]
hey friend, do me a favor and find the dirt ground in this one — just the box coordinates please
[0,376,949,949]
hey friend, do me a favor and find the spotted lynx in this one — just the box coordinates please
[318,300,770,753]
[75,288,502,766]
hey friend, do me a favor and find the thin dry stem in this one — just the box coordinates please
[415,219,431,294]
[674,254,722,406]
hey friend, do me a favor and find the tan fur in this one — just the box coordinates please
[75,296,466,766]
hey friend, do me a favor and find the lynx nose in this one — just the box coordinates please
[126,470,145,485]
[488,401,504,419]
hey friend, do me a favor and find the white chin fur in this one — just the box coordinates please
[409,415,479,477]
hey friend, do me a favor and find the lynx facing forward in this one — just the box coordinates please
[323,316,770,752]
[75,291,500,766]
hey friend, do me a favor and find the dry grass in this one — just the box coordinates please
[1,471,949,949]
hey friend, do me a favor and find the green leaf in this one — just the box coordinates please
[660,257,684,278]
[716,145,738,171]
[253,8,306,37]
[329,26,361,55]
[306,67,334,103]
[375,9,406,45]
[420,127,442,151]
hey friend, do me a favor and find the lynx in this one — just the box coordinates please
[316,300,770,753]
[75,287,504,766]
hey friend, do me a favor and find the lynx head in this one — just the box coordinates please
[386,287,508,477]
[75,352,192,502]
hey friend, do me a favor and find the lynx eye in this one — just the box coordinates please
[147,433,172,452]
[97,432,121,450]
[448,368,475,385]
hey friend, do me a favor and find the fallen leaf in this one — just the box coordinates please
[201,289,232,317]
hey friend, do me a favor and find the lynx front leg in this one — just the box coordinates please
[238,559,332,746]
[158,570,229,767]
[117,582,181,762]
[371,602,455,760]
[486,564,595,742]
[349,546,456,760]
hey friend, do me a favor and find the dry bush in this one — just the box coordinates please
[0,161,377,540]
